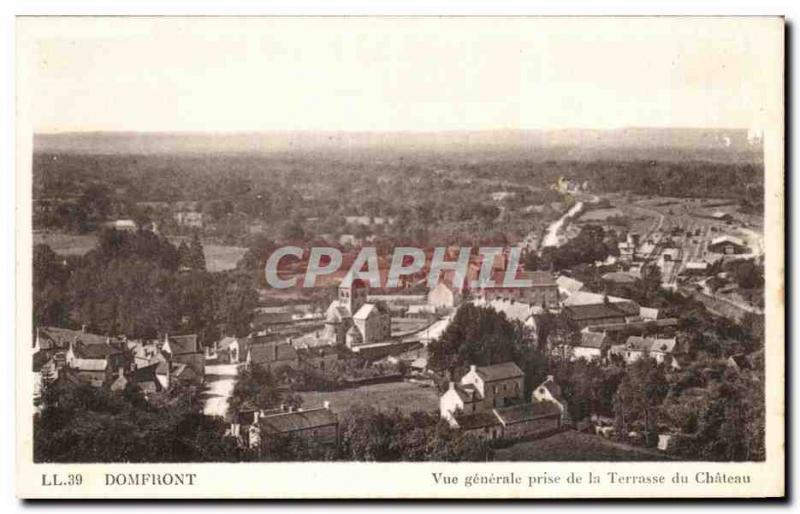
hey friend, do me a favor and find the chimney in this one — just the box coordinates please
[118,367,125,379]
[448,381,456,391]
[546,374,554,382]
[273,343,279,362]
[81,324,87,334]
[323,401,331,410]
[469,364,477,374]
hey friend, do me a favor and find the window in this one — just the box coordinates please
[493,385,498,395]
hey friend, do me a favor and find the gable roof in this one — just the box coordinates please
[519,271,557,287]
[248,342,298,365]
[556,275,584,295]
[453,410,501,430]
[625,336,677,354]
[38,326,113,349]
[562,291,632,307]
[601,271,637,284]
[452,383,482,403]
[73,341,122,360]
[482,298,541,324]
[710,235,746,247]
[564,303,630,321]
[475,362,524,382]
[494,401,561,425]
[580,331,607,349]
[536,376,564,400]
[259,407,337,433]
[164,334,199,355]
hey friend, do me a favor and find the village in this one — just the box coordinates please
[31,173,765,462]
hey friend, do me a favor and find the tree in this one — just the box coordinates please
[427,304,531,375]
[187,234,206,271]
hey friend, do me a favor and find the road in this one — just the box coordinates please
[201,362,239,418]
[541,201,584,248]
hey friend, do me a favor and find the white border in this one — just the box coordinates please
[3,2,795,509]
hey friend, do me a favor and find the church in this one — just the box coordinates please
[323,276,391,349]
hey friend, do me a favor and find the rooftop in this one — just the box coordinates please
[259,407,337,433]
[495,401,561,425]
[474,362,524,382]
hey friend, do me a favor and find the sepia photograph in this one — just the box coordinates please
[15,16,784,498]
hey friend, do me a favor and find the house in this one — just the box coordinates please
[563,303,632,329]
[682,262,709,276]
[65,340,127,387]
[610,336,678,364]
[427,282,462,309]
[246,340,299,372]
[441,369,565,440]
[216,336,244,364]
[639,307,660,321]
[241,403,339,447]
[531,375,570,425]
[34,326,110,352]
[555,331,606,361]
[440,362,525,423]
[601,271,637,285]
[556,275,584,297]
[109,362,163,395]
[174,211,204,228]
[129,339,163,368]
[482,271,559,309]
[708,235,748,255]
[155,360,200,390]
[162,334,205,382]
[297,345,340,372]
[104,219,137,232]
[493,401,562,439]
[480,298,541,330]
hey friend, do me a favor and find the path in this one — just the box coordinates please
[201,362,239,418]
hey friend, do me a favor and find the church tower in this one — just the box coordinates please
[339,275,368,316]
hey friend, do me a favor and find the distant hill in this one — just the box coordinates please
[34,128,763,163]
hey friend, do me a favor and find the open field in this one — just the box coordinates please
[297,380,439,415]
[33,231,246,271]
[494,430,671,461]
[199,244,247,272]
[33,231,96,255]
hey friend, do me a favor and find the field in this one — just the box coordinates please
[33,231,97,255]
[297,380,439,415]
[494,430,671,461]
[33,231,246,272]
[198,244,247,272]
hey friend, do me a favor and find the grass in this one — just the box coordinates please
[494,430,671,461]
[201,244,247,272]
[297,380,440,415]
[34,231,246,271]
[33,231,97,255]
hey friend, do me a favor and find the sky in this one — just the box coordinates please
[20,17,783,133]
